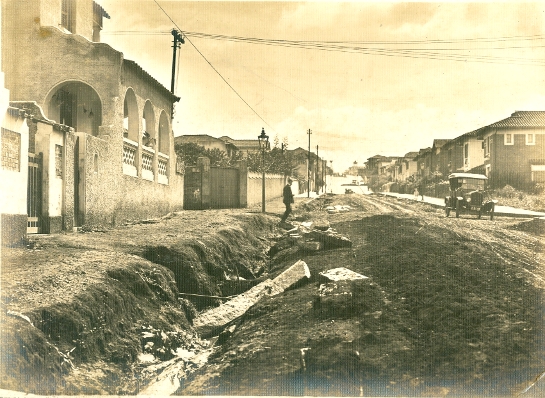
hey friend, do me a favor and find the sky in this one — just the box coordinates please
[99,1,545,172]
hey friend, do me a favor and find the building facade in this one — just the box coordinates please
[2,0,184,239]
[479,111,545,188]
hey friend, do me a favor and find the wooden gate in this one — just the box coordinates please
[27,152,42,233]
[184,165,203,210]
[210,166,239,208]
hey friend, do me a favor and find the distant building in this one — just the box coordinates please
[174,134,238,158]
[219,136,261,157]
[414,148,432,178]
[430,139,450,177]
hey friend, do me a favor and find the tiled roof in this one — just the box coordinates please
[432,139,449,148]
[404,151,419,159]
[488,111,545,128]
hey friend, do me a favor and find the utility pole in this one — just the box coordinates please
[307,129,312,198]
[170,29,184,118]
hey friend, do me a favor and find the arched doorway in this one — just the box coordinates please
[46,82,102,136]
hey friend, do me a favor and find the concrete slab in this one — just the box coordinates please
[319,267,368,283]
[193,260,310,337]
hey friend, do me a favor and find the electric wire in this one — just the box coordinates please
[103,30,545,66]
[151,0,275,131]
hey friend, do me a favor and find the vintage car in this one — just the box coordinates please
[444,173,497,219]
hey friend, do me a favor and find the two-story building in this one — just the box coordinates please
[2,0,184,239]
[478,111,545,188]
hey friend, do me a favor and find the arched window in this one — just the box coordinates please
[123,89,138,142]
[141,101,156,181]
[158,111,170,155]
[122,89,139,177]
[142,101,156,148]
[157,111,170,185]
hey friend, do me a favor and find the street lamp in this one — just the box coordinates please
[258,127,269,213]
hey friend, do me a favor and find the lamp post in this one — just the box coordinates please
[258,128,269,213]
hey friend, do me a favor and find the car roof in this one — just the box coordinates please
[448,173,488,180]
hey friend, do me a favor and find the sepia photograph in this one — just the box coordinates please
[1,0,545,396]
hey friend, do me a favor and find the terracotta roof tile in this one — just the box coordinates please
[488,111,545,128]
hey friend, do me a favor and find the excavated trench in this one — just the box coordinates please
[1,214,283,395]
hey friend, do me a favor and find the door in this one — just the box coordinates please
[27,153,42,233]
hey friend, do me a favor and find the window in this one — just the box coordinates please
[61,0,75,33]
[504,133,514,145]
[526,133,536,145]
[464,143,469,165]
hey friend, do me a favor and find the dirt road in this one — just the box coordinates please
[180,194,545,397]
[1,193,544,396]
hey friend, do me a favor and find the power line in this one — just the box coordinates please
[151,0,275,131]
[103,29,545,66]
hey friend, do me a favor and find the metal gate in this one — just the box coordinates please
[27,152,42,233]
[210,166,239,208]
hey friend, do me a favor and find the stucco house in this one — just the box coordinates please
[2,0,184,240]
[175,134,238,159]
[478,111,545,188]
[219,136,261,158]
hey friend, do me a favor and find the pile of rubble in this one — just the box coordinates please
[270,220,352,262]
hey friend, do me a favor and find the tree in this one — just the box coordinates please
[174,142,234,167]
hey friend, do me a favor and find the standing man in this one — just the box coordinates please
[281,178,294,223]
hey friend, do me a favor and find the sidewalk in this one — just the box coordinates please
[380,192,545,218]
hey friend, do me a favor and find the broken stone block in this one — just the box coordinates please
[319,267,368,283]
[268,237,297,257]
[193,279,283,337]
[272,259,311,291]
[313,219,330,231]
[194,260,310,337]
[298,241,323,252]
[308,230,352,249]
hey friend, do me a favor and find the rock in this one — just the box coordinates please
[272,259,311,291]
[297,241,323,252]
[313,219,330,231]
[308,230,352,249]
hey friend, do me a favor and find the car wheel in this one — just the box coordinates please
[445,206,450,217]
[455,201,460,218]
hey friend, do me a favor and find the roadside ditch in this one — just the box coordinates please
[1,209,353,395]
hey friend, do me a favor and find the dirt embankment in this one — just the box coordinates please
[1,211,278,395]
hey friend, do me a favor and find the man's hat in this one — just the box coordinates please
[287,178,293,183]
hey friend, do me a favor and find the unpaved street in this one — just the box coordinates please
[1,193,544,396]
[180,194,545,396]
